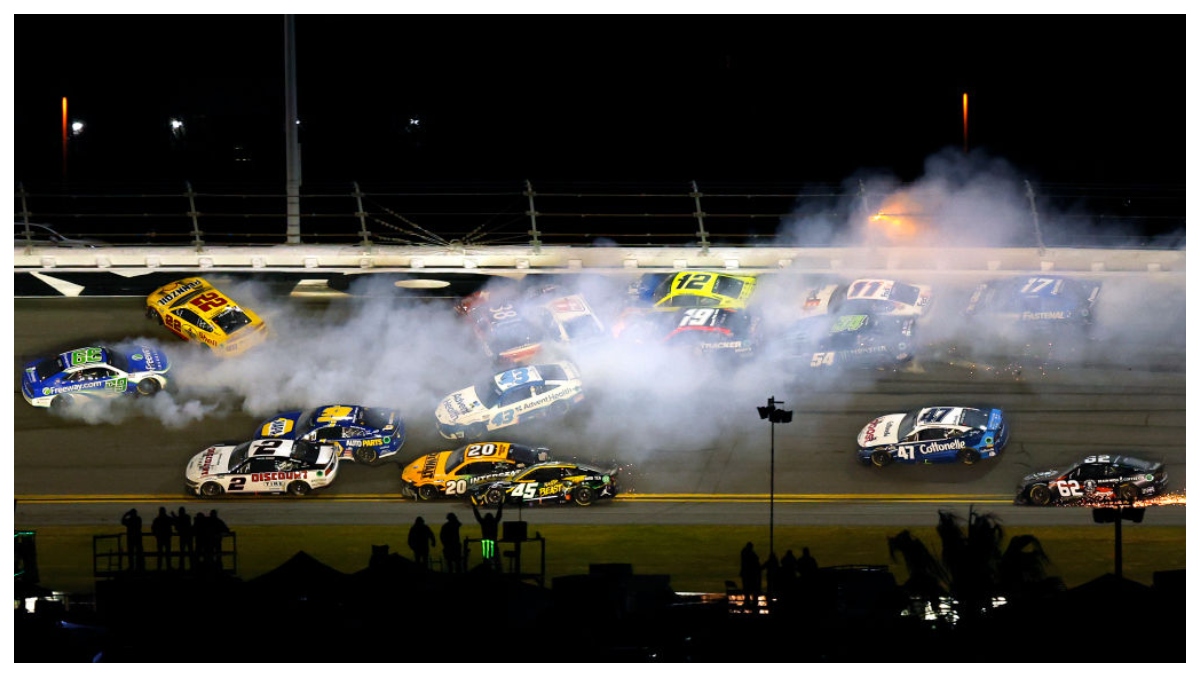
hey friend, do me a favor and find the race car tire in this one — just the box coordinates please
[145,308,162,324]
[1117,482,1140,503]
[50,394,73,412]
[466,423,488,440]
[287,481,312,496]
[355,447,379,465]
[573,486,596,507]
[1028,485,1053,506]
[136,379,162,396]
[417,485,440,501]
[959,448,981,465]
[199,482,224,498]
[870,450,892,467]
[483,488,505,507]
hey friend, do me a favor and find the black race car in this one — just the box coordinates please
[784,312,915,369]
[1014,454,1168,506]
[469,461,619,507]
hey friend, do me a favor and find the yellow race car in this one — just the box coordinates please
[399,441,550,500]
[145,277,269,356]
[645,271,758,309]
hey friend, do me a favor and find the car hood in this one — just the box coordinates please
[857,413,906,447]
[435,387,486,425]
[185,444,237,482]
[401,452,448,484]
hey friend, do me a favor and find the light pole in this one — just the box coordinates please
[757,396,793,569]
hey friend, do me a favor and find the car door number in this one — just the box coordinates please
[811,352,835,366]
[445,479,468,496]
[896,447,914,461]
[510,483,539,500]
[673,273,712,291]
[1052,480,1084,497]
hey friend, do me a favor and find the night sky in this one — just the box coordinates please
[12,13,1187,190]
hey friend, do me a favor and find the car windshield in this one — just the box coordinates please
[32,357,63,382]
[897,411,919,439]
[361,408,391,429]
[473,375,504,409]
[1119,456,1158,472]
[227,442,252,468]
[711,276,747,300]
[560,315,604,341]
[212,307,253,334]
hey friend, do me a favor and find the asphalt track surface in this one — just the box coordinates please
[12,271,1187,529]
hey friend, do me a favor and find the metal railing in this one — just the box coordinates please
[15,179,1186,251]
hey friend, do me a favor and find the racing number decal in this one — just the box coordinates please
[673,273,712,291]
[190,292,229,312]
[249,439,285,455]
[896,447,915,461]
[848,280,885,299]
[551,297,585,313]
[465,443,500,458]
[499,368,532,386]
[105,377,128,391]
[316,406,354,424]
[229,477,247,491]
[680,308,715,326]
[1052,480,1084,498]
[510,483,539,500]
[445,479,468,496]
[489,305,518,320]
[165,313,184,333]
[1020,277,1063,294]
[810,353,835,366]
[69,348,103,365]
[492,410,515,426]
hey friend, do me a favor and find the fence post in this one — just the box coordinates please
[17,182,32,252]
[185,181,205,252]
[1024,180,1046,255]
[691,180,710,255]
[353,182,373,251]
[525,179,542,254]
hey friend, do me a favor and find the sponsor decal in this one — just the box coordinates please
[264,419,293,436]
[915,439,965,455]
[443,400,460,421]
[1021,311,1068,321]
[863,419,881,442]
[199,448,217,476]
[420,454,438,480]
[155,279,205,306]
[345,439,382,447]
[250,471,309,482]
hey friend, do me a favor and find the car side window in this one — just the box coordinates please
[917,428,944,441]
[247,457,278,473]
[314,427,343,441]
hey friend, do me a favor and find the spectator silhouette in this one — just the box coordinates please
[797,546,818,578]
[407,516,436,569]
[739,541,761,595]
[472,501,503,571]
[151,507,174,571]
[193,511,210,570]
[172,507,193,571]
[764,551,780,597]
[208,509,230,572]
[779,549,799,600]
[440,513,464,573]
[121,508,144,572]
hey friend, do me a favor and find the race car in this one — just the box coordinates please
[1014,454,1168,506]
[399,441,551,500]
[185,438,339,497]
[457,289,546,365]
[839,278,933,317]
[254,404,406,465]
[535,290,608,345]
[786,312,915,368]
[964,275,1100,331]
[469,461,620,507]
[145,277,269,356]
[435,361,584,441]
[614,306,760,358]
[856,406,1008,467]
[641,271,758,310]
[21,344,170,410]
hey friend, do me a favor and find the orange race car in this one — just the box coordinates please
[145,277,269,356]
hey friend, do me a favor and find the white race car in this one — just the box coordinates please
[185,438,340,497]
[435,361,584,440]
[840,278,933,317]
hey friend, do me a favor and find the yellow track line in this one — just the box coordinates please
[14,493,1015,505]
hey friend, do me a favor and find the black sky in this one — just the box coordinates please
[13,14,1186,189]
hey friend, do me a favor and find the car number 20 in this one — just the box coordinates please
[444,479,469,496]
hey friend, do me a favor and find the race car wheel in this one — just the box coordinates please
[1028,485,1053,506]
[959,448,981,465]
[287,481,312,496]
[136,379,162,396]
[573,486,596,507]
[417,485,439,501]
[483,488,505,507]
[466,423,488,440]
[355,447,379,465]
[145,308,162,324]
[199,482,224,498]
[50,394,74,412]
[870,450,892,467]
[1117,482,1140,503]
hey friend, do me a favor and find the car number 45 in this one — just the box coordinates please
[509,483,540,500]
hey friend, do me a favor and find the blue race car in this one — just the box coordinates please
[964,275,1100,331]
[785,312,915,369]
[856,406,1008,467]
[254,404,406,465]
[21,344,170,410]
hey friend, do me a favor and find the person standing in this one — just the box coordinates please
[440,513,463,573]
[407,516,436,569]
[797,546,818,579]
[151,507,175,571]
[121,508,144,572]
[739,541,761,596]
[472,501,503,571]
[208,509,230,572]
[172,507,194,571]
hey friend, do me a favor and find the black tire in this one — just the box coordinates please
[1028,484,1054,506]
[483,487,505,507]
[870,450,892,467]
[466,423,488,440]
[959,448,981,465]
[146,307,162,324]
[200,482,224,498]
[287,481,311,496]
[136,379,162,396]
[417,484,439,501]
[573,486,596,506]
[355,447,379,465]
[1117,482,1140,503]
[50,394,73,412]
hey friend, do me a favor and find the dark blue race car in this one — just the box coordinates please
[964,275,1100,331]
[21,344,170,411]
[784,312,915,369]
[255,404,405,465]
[856,406,1009,467]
